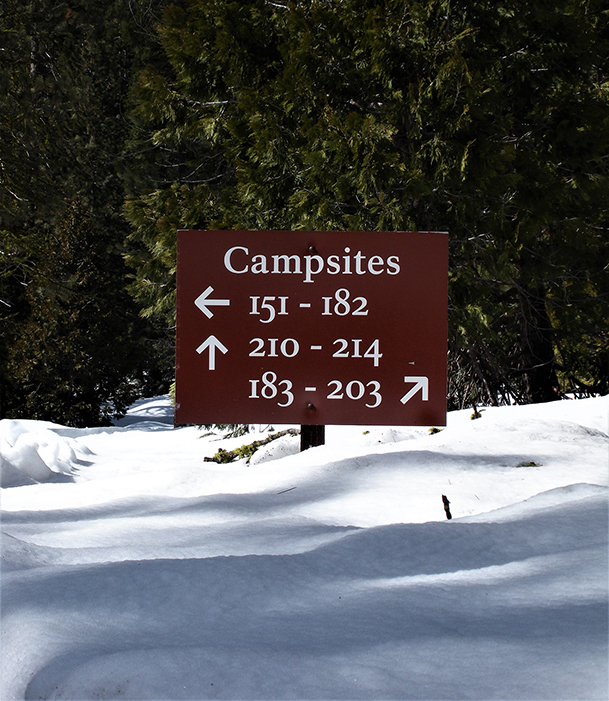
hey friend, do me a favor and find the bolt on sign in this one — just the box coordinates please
[175,230,448,426]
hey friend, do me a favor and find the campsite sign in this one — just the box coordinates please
[175,230,448,426]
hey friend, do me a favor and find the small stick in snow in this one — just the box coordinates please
[277,487,297,495]
[442,494,452,520]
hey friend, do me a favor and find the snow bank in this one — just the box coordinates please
[248,432,301,464]
[112,395,174,427]
[0,419,89,487]
[4,486,607,701]
[1,395,607,700]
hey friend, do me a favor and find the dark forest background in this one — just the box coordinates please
[1,0,607,426]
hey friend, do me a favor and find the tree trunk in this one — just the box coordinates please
[519,285,560,403]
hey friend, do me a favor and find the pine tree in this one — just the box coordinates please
[123,0,609,405]
[1,0,172,425]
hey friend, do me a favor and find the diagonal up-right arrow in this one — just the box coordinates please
[400,376,429,404]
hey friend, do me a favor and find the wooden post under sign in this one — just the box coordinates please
[300,424,325,451]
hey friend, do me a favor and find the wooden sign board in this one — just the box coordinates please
[176,230,448,426]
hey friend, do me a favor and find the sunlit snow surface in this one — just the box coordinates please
[1,396,607,700]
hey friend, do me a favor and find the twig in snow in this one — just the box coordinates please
[442,494,452,520]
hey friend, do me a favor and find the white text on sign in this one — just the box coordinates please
[225,247,400,282]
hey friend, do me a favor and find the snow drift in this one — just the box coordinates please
[0,419,92,488]
[1,395,607,700]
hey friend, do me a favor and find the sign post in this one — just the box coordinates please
[300,424,325,451]
[176,230,448,431]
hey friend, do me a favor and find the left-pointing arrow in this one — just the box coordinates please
[196,335,228,370]
[194,286,230,318]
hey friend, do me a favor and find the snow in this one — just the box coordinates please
[1,395,608,701]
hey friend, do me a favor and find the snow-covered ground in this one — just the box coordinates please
[1,395,608,700]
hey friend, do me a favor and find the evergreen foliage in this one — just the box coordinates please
[0,0,172,425]
[2,0,607,423]
[124,0,609,406]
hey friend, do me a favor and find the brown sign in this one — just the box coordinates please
[175,230,448,426]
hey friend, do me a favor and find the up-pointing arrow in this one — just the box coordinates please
[400,376,429,404]
[196,335,228,370]
[194,286,230,318]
